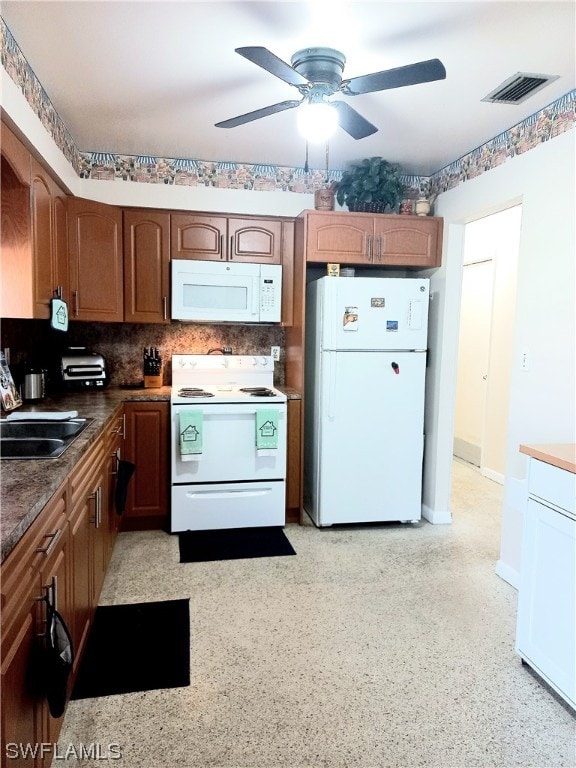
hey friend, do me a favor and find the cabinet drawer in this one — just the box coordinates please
[528,458,576,515]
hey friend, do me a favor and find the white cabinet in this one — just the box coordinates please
[516,450,575,710]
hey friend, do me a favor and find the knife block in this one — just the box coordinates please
[144,371,163,388]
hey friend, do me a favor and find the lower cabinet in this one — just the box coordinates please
[1,482,70,767]
[122,401,169,531]
[516,454,576,710]
[0,408,125,764]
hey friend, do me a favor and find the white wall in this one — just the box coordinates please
[423,129,575,585]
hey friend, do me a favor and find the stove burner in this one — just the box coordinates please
[178,388,214,398]
[239,387,277,397]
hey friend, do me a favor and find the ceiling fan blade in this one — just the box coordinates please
[236,46,309,87]
[342,58,446,95]
[332,101,378,140]
[215,100,302,129]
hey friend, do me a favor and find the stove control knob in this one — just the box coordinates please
[251,357,258,366]
[260,357,268,366]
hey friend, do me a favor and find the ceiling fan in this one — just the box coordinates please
[215,46,446,140]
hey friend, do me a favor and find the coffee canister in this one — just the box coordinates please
[23,369,45,401]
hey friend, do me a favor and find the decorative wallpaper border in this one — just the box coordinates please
[1,16,574,199]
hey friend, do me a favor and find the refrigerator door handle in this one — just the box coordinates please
[327,351,336,420]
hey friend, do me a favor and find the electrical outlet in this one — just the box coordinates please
[271,346,281,361]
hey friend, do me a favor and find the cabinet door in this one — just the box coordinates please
[516,498,575,707]
[374,215,443,267]
[68,197,123,321]
[68,437,105,666]
[30,162,53,319]
[122,401,169,531]
[124,210,170,323]
[170,214,226,260]
[306,212,373,263]
[31,160,70,318]
[228,218,282,263]
[104,411,125,555]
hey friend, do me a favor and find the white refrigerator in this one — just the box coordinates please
[304,276,430,527]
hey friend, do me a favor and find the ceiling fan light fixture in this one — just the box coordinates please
[297,101,339,143]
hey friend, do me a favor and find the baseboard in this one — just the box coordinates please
[495,559,519,589]
[453,437,480,467]
[481,467,505,485]
[422,504,452,524]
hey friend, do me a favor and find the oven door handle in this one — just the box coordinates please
[184,488,273,499]
[174,405,285,417]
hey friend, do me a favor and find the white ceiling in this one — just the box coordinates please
[1,1,574,175]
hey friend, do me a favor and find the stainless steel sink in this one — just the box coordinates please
[1,437,67,459]
[0,418,93,460]
[0,418,90,440]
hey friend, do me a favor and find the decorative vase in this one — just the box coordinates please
[415,198,431,216]
[314,187,335,211]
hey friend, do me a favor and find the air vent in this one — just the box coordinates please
[482,73,559,104]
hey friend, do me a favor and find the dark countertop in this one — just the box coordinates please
[0,384,301,563]
[0,387,171,564]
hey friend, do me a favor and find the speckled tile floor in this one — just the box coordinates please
[54,461,575,768]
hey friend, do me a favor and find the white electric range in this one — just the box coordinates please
[170,354,287,532]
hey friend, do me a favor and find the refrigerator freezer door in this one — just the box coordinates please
[313,276,429,351]
[306,350,426,526]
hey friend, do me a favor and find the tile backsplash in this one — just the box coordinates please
[1,319,285,391]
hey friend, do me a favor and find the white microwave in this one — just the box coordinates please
[171,260,282,323]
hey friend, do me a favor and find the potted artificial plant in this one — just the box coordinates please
[335,157,406,213]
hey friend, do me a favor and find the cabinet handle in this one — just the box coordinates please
[376,235,382,262]
[89,488,101,528]
[221,234,225,260]
[72,290,79,317]
[229,235,233,260]
[163,296,168,320]
[110,448,121,476]
[112,413,125,437]
[366,234,373,262]
[35,576,58,636]
[35,529,61,556]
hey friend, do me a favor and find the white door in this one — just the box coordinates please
[312,350,426,525]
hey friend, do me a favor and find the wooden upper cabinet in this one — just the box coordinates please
[374,215,443,267]
[301,210,443,267]
[171,214,226,260]
[68,197,123,322]
[228,218,282,263]
[305,212,371,263]
[0,121,31,184]
[1,153,32,318]
[123,210,170,323]
[170,214,282,263]
[31,158,69,317]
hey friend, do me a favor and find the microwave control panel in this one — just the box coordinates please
[259,265,282,322]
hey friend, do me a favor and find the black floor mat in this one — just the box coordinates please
[71,599,190,699]
[178,526,296,563]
